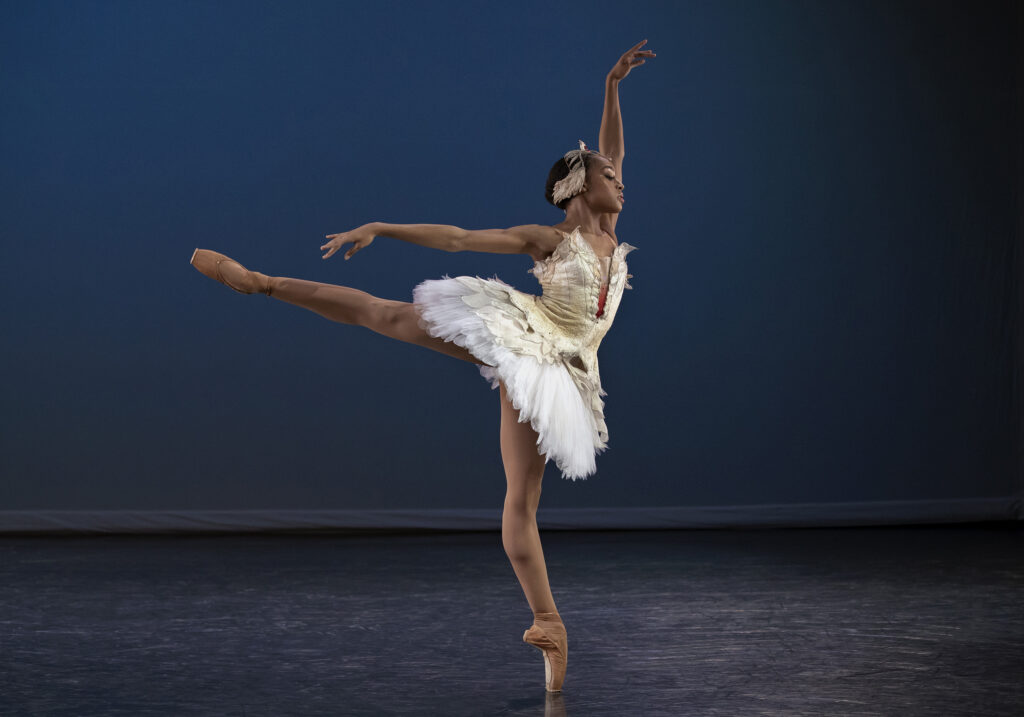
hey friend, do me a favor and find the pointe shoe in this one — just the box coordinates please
[190,248,272,295]
[523,612,567,692]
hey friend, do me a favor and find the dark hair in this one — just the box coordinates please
[545,151,601,210]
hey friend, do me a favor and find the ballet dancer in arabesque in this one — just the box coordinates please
[190,39,655,693]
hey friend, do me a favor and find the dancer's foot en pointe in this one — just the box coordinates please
[523,610,567,692]
[190,249,273,295]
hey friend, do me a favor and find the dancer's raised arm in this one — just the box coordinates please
[322,222,552,260]
[599,39,655,179]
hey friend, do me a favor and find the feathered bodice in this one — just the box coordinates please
[497,226,637,379]
[529,226,636,348]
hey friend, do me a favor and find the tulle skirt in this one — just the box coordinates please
[412,275,607,480]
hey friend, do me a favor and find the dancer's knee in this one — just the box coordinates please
[365,300,412,338]
[371,301,485,365]
[504,485,541,516]
[501,506,538,556]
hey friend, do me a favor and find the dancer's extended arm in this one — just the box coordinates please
[322,222,552,260]
[377,223,552,254]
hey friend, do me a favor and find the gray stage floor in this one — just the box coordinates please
[0,524,1021,716]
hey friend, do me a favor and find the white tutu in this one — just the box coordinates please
[413,275,605,480]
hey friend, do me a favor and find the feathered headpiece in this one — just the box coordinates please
[552,139,592,206]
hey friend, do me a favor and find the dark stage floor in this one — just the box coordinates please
[0,524,1021,716]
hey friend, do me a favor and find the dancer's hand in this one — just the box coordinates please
[608,39,655,82]
[321,224,377,260]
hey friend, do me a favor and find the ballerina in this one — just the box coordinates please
[190,39,655,693]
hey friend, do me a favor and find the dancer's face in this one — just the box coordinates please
[583,156,625,214]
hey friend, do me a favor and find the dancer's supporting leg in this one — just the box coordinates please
[500,380,568,691]
[498,380,557,614]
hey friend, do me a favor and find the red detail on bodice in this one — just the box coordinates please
[596,281,608,318]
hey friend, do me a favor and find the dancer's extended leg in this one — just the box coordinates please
[268,276,487,364]
[266,276,485,364]
[189,249,485,365]
[266,276,487,364]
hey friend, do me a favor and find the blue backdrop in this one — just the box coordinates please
[0,0,1019,517]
